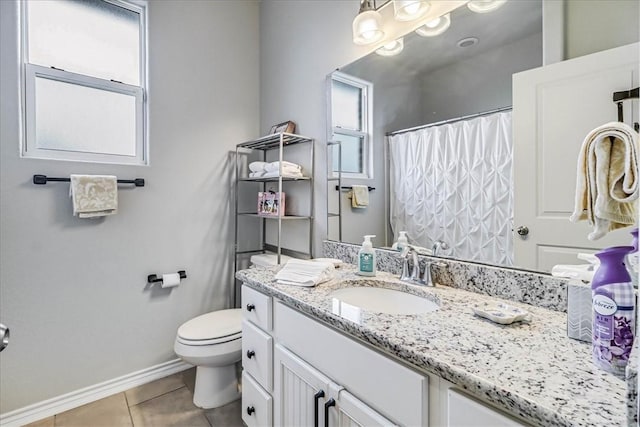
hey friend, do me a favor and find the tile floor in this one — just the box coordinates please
[24,368,243,427]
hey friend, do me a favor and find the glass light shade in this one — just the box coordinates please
[353,10,385,45]
[415,13,451,37]
[376,38,404,56]
[467,0,508,13]
[393,0,430,22]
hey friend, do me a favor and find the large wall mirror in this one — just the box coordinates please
[326,0,639,274]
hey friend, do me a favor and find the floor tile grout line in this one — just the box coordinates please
[123,391,135,427]
[127,384,188,409]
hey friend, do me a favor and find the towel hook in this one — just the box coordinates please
[612,87,639,132]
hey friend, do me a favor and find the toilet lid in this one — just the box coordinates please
[177,308,242,341]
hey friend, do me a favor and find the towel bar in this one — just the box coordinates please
[33,174,145,187]
[335,185,375,191]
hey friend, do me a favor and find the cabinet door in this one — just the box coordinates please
[274,344,332,427]
[447,389,526,427]
[331,389,396,427]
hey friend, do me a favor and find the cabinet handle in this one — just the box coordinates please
[313,390,325,427]
[246,303,255,311]
[247,350,255,359]
[324,398,336,427]
[246,406,255,416]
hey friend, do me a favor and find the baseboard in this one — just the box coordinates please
[0,359,192,427]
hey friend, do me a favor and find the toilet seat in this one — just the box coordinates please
[177,309,242,346]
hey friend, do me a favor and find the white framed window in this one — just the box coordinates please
[327,71,373,179]
[20,0,148,165]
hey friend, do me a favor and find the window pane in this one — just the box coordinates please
[331,80,362,131]
[27,0,140,85]
[35,77,137,156]
[332,133,363,174]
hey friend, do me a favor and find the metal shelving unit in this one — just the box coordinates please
[327,141,342,241]
[234,132,314,291]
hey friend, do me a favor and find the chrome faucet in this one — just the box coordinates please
[399,241,449,287]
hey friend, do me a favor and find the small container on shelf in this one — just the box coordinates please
[258,191,286,217]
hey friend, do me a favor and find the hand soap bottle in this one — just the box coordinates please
[626,228,639,288]
[591,246,635,377]
[394,231,409,252]
[357,235,376,276]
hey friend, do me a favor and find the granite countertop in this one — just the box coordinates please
[237,265,629,427]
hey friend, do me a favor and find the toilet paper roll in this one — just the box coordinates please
[161,273,181,288]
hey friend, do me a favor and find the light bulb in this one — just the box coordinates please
[393,0,430,22]
[353,9,385,45]
[467,0,508,13]
[415,13,451,37]
[376,38,404,56]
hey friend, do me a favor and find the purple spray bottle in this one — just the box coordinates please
[592,246,635,377]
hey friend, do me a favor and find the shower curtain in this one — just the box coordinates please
[388,111,513,266]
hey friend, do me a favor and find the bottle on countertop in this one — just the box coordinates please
[391,231,409,251]
[357,235,376,277]
[626,228,639,288]
[591,246,635,378]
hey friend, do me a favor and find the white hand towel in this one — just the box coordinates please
[249,161,268,172]
[350,185,370,208]
[264,161,302,173]
[69,175,118,218]
[249,171,266,178]
[570,122,639,239]
[274,259,334,287]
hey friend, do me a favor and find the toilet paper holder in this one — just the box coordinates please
[147,270,187,284]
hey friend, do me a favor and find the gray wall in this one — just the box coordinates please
[0,0,259,413]
[565,0,639,59]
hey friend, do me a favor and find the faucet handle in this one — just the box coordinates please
[400,257,411,281]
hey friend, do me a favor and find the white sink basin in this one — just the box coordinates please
[330,287,438,315]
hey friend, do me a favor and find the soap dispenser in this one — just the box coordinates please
[591,246,635,377]
[394,231,409,252]
[357,235,376,276]
[626,228,639,288]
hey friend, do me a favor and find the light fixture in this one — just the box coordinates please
[376,38,404,56]
[467,0,508,13]
[415,13,451,37]
[352,0,385,45]
[393,0,430,22]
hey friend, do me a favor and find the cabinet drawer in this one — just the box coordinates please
[242,371,272,427]
[242,319,273,391]
[447,389,526,427]
[242,285,272,331]
[275,301,428,427]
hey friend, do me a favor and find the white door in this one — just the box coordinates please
[273,344,332,427]
[513,43,639,271]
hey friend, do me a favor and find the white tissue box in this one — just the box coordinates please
[567,281,592,342]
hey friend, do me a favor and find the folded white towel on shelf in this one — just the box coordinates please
[274,259,335,287]
[570,121,639,240]
[249,171,266,178]
[69,175,118,218]
[264,161,302,173]
[262,170,303,178]
[249,161,268,172]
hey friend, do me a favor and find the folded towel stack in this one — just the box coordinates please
[570,122,639,240]
[274,259,335,287]
[69,174,118,218]
[248,161,303,178]
[348,185,370,208]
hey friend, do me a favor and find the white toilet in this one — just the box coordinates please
[174,308,242,409]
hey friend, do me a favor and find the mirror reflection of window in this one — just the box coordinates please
[329,71,372,178]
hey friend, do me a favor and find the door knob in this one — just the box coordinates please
[516,226,529,236]
[0,323,9,352]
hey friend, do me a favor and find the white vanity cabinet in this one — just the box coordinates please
[241,284,530,427]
